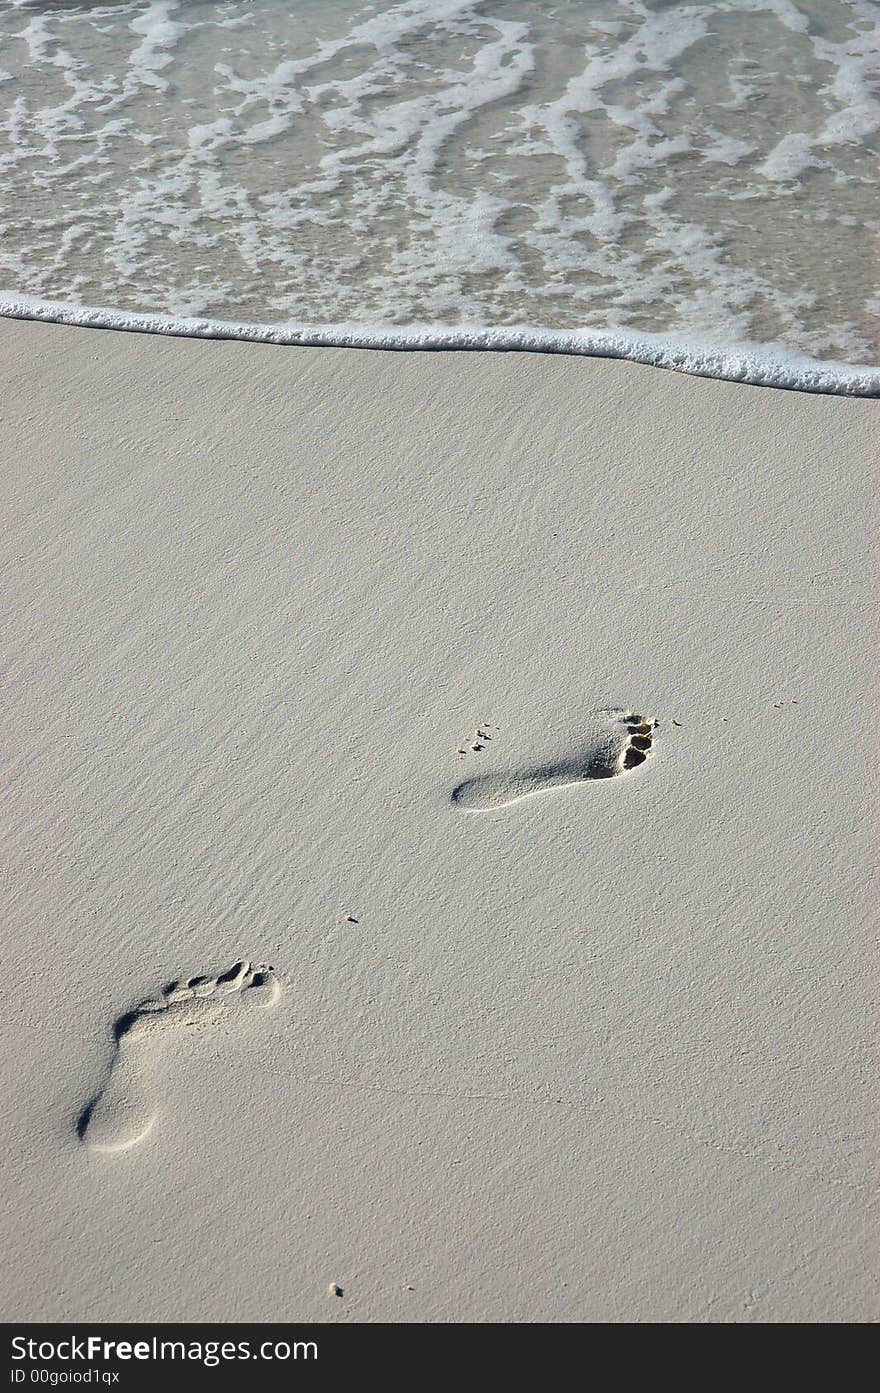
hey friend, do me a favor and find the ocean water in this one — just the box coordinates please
[0,0,878,390]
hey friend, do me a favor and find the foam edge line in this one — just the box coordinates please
[2,293,878,397]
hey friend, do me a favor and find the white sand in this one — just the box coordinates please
[0,319,876,1323]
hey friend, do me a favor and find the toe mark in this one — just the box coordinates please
[623,746,647,769]
[216,961,248,987]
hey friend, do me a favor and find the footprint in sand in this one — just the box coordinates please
[451,711,657,811]
[79,960,280,1154]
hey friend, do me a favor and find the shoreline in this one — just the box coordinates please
[2,292,879,397]
[1,318,876,1323]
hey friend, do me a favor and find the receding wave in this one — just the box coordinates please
[0,0,878,392]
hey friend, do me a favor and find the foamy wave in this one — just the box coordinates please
[2,292,877,396]
[1,0,878,369]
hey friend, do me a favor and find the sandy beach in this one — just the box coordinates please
[1,318,876,1323]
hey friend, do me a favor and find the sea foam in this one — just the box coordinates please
[2,292,877,396]
[0,0,878,390]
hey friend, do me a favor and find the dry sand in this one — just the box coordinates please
[0,319,876,1322]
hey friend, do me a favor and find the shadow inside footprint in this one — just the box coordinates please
[76,1101,95,1142]
[451,712,657,811]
